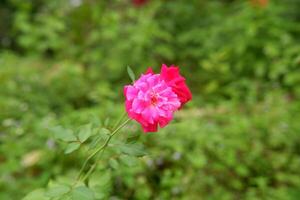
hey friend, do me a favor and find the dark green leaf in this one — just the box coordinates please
[127,66,135,82]
[126,132,140,144]
[64,142,80,154]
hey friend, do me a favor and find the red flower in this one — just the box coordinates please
[132,0,148,6]
[160,64,192,107]
[146,64,192,107]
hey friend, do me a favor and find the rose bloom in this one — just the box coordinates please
[124,64,192,132]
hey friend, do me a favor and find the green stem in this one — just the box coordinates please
[81,151,103,183]
[76,118,131,182]
[112,112,127,130]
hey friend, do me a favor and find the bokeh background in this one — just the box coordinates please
[1,0,300,199]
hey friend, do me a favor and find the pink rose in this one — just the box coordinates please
[124,73,180,132]
[124,64,192,132]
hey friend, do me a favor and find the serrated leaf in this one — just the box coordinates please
[64,142,80,154]
[45,185,70,198]
[119,155,138,167]
[109,158,119,169]
[72,186,95,200]
[127,66,135,82]
[52,126,77,142]
[78,124,92,143]
[119,143,147,157]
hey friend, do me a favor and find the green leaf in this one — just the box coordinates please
[127,66,135,82]
[89,128,111,150]
[89,134,102,150]
[88,171,111,188]
[119,155,138,167]
[100,127,111,135]
[126,132,140,144]
[64,142,80,154]
[72,186,95,200]
[45,185,70,198]
[120,143,147,157]
[109,158,119,169]
[91,188,106,200]
[23,189,49,200]
[78,124,92,143]
[52,126,77,142]
[90,115,102,127]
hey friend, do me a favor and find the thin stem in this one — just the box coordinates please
[81,151,104,183]
[110,118,131,137]
[112,112,127,130]
[76,118,131,182]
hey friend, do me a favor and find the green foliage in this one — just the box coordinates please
[64,143,81,154]
[45,185,70,198]
[1,55,299,199]
[78,124,92,143]
[23,189,49,200]
[2,0,299,99]
[72,186,95,200]
[119,143,147,157]
[1,0,300,199]
[52,127,77,142]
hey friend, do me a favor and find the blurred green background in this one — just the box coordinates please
[1,0,300,199]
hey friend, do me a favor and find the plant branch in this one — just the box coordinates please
[75,118,131,182]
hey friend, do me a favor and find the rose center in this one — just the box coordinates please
[150,93,158,106]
